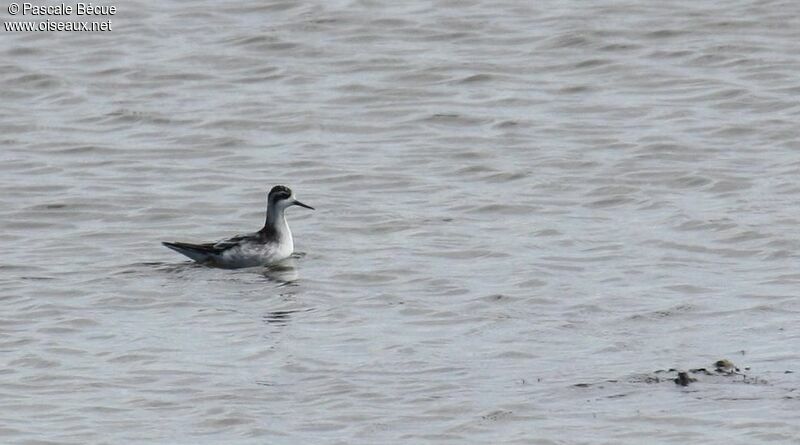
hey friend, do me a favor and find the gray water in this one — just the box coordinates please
[1,0,799,443]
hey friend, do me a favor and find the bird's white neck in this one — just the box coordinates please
[265,206,293,250]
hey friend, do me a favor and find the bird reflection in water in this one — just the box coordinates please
[260,256,300,284]
[262,306,313,326]
[261,255,313,326]
[262,309,294,326]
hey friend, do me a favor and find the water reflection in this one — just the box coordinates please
[150,255,302,283]
[260,257,299,284]
[262,309,295,326]
[262,307,313,326]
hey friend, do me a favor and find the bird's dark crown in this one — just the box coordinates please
[268,185,292,202]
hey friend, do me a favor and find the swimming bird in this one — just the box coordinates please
[162,185,314,268]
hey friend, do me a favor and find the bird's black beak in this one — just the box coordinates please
[293,200,314,210]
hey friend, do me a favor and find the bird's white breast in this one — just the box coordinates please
[219,237,293,268]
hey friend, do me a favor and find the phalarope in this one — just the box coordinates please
[162,185,314,268]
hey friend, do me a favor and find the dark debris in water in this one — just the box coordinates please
[480,410,513,422]
[674,372,696,386]
[574,359,779,389]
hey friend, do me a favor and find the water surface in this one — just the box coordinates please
[1,0,799,443]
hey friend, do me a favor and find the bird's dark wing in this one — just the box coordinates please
[163,232,260,263]
[163,241,227,255]
[212,232,259,250]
